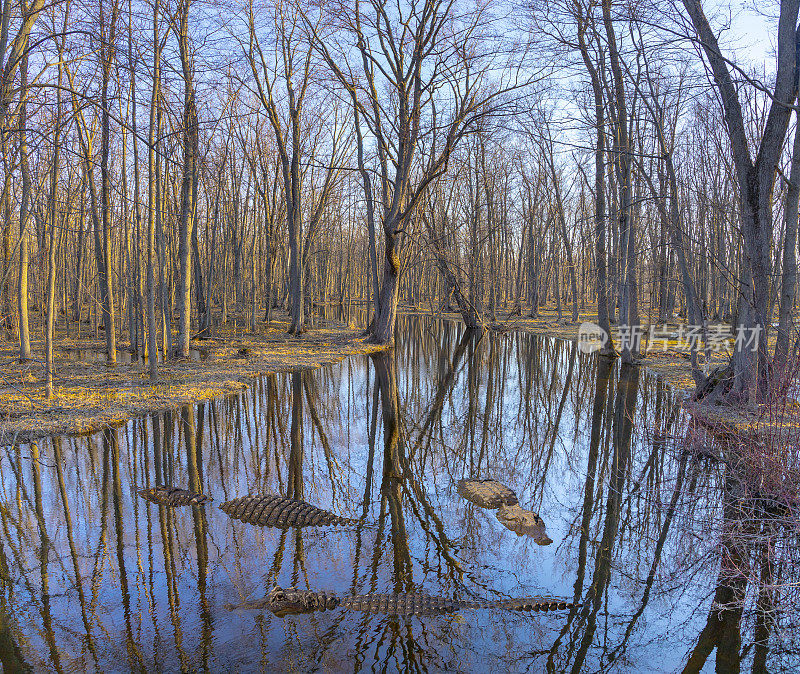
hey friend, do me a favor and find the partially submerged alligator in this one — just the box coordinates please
[219,494,359,528]
[228,586,572,617]
[457,478,519,508]
[456,479,552,544]
[138,486,212,507]
[496,504,553,544]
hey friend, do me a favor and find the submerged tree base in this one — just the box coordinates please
[0,312,386,444]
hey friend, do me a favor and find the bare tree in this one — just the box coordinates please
[244,0,344,334]
[306,0,521,343]
[681,0,800,401]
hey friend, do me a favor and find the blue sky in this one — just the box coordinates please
[727,3,775,70]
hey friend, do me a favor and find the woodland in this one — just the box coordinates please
[3,2,800,671]
[0,0,797,409]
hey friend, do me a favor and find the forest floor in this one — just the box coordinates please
[0,312,385,444]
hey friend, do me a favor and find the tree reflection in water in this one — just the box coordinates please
[0,316,797,671]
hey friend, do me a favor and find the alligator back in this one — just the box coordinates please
[219,494,359,528]
[339,593,571,616]
[457,479,519,508]
[340,592,484,616]
[138,486,212,507]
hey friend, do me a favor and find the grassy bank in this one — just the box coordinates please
[0,313,385,444]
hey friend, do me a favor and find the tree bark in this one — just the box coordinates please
[575,3,614,354]
[775,115,800,374]
[682,0,800,400]
[175,0,198,356]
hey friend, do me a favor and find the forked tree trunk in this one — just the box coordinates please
[682,0,799,401]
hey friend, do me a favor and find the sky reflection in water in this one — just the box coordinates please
[0,316,796,672]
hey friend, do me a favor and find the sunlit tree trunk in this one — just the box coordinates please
[17,23,30,361]
[45,25,66,398]
[175,0,198,356]
[145,0,162,379]
[97,0,119,363]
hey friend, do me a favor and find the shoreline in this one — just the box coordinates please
[0,314,386,444]
[426,307,793,434]
[0,307,778,444]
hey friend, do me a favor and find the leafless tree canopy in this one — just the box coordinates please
[0,0,797,397]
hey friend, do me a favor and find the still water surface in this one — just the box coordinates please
[1,316,797,672]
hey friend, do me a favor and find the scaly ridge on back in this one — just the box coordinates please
[219,494,358,528]
[493,597,572,611]
[340,592,485,616]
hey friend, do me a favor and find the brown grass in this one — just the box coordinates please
[0,312,385,444]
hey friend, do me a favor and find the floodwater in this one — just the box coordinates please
[1,316,798,672]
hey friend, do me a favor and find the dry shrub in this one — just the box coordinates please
[679,351,800,662]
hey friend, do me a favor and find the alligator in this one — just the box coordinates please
[496,504,552,544]
[138,486,213,507]
[457,478,519,508]
[227,586,572,617]
[219,494,359,528]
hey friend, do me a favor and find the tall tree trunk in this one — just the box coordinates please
[285,90,305,334]
[44,156,57,397]
[575,4,613,354]
[175,0,198,356]
[156,100,171,358]
[775,114,800,374]
[145,0,162,380]
[97,0,119,363]
[45,21,66,397]
[17,30,30,361]
[603,0,635,362]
